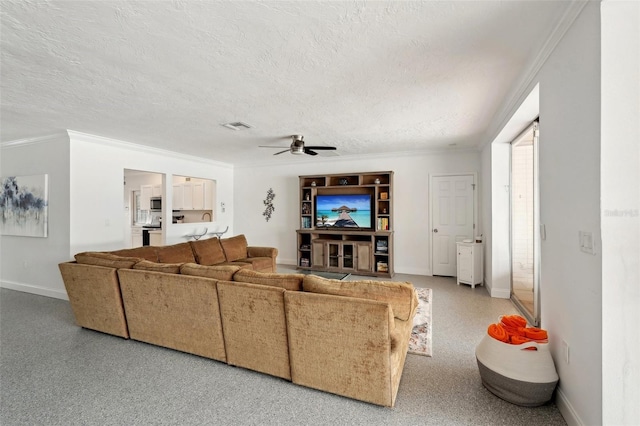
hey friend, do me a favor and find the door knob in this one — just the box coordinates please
[433,228,438,233]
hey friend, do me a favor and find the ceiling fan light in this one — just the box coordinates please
[291,146,304,154]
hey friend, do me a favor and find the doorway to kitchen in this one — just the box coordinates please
[510,120,539,326]
[124,169,164,248]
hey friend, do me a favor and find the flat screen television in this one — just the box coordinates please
[315,194,372,229]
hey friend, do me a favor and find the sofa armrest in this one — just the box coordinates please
[58,262,129,338]
[246,246,278,259]
[247,246,278,272]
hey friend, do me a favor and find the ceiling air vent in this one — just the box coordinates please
[221,122,252,131]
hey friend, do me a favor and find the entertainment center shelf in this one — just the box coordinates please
[297,171,394,278]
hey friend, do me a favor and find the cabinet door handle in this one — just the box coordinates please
[433,228,438,233]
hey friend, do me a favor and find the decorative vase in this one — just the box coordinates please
[475,334,558,407]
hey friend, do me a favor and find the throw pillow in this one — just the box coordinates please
[220,234,248,262]
[232,269,304,291]
[189,237,226,265]
[302,275,417,321]
[74,252,141,269]
[133,260,183,274]
[180,263,241,281]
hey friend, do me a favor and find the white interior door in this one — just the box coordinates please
[431,175,475,276]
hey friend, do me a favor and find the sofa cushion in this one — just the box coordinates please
[180,263,242,281]
[302,275,417,321]
[111,246,158,262]
[156,242,196,264]
[235,257,274,273]
[189,237,227,265]
[233,269,304,291]
[133,260,183,274]
[75,252,141,269]
[220,234,248,262]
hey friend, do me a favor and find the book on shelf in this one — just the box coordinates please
[301,217,312,229]
[300,258,310,267]
[377,217,389,230]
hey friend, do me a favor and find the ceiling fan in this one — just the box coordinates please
[260,135,337,156]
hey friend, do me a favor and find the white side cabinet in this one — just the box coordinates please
[456,242,483,288]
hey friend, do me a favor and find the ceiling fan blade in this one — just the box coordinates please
[304,148,318,156]
[273,149,290,155]
[304,146,336,150]
[259,145,290,148]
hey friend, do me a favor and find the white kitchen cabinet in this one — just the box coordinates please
[173,182,201,210]
[140,185,152,211]
[131,227,143,248]
[172,184,184,209]
[456,242,483,288]
[182,182,193,209]
[192,182,204,210]
[203,180,214,210]
[152,184,162,197]
[149,231,163,247]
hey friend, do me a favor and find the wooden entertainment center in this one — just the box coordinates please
[297,171,394,278]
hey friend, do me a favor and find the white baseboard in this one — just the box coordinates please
[0,280,69,300]
[278,258,298,267]
[556,386,584,426]
[395,266,430,276]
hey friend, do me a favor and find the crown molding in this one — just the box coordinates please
[0,131,69,149]
[480,0,589,149]
[234,146,480,169]
[66,130,234,169]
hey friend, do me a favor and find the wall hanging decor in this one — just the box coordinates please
[262,188,276,222]
[0,174,49,237]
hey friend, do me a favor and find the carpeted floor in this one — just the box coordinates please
[0,268,567,425]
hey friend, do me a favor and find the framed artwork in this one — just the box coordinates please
[0,174,49,237]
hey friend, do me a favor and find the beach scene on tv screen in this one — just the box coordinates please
[316,194,371,228]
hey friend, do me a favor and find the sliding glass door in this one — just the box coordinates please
[510,121,540,326]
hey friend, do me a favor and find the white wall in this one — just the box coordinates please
[234,150,480,275]
[482,3,603,424]
[601,1,640,424]
[1,131,234,300]
[480,142,492,288]
[0,134,71,299]
[536,4,602,424]
[489,143,511,299]
[69,131,234,254]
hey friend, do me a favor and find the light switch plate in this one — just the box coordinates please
[579,231,595,254]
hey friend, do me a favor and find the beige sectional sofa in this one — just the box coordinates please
[59,235,418,407]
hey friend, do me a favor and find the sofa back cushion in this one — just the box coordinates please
[233,269,304,291]
[302,275,417,321]
[180,263,241,281]
[189,238,226,265]
[111,246,158,262]
[133,260,183,274]
[220,234,248,262]
[156,242,196,264]
[75,252,141,269]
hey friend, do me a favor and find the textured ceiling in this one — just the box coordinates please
[1,1,573,165]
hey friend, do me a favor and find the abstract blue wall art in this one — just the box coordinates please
[0,174,49,237]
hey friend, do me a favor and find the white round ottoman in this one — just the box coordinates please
[475,334,559,406]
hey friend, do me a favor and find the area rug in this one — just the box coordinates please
[408,287,432,357]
